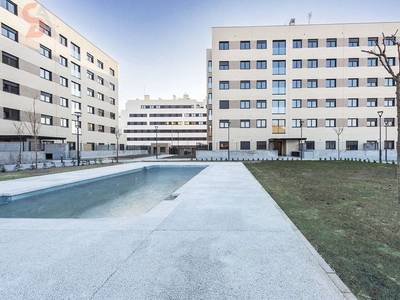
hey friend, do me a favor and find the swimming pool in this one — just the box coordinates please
[0,166,205,219]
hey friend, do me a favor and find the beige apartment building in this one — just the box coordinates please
[207,22,399,158]
[120,94,207,155]
[0,0,120,159]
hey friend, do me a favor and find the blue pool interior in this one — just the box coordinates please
[0,166,206,219]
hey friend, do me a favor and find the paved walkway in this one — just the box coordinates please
[0,162,355,299]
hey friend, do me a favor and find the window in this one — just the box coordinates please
[308,39,318,48]
[307,79,317,88]
[87,53,94,63]
[110,83,115,90]
[273,80,285,94]
[273,40,286,55]
[385,78,395,86]
[39,21,51,36]
[367,118,377,127]
[348,118,358,127]
[272,119,285,134]
[307,59,318,68]
[40,68,51,81]
[219,61,229,70]
[240,100,250,109]
[326,99,336,107]
[40,91,52,103]
[2,51,18,68]
[41,115,52,125]
[326,59,336,68]
[1,0,17,15]
[385,98,395,106]
[256,119,266,128]
[60,76,68,87]
[292,60,302,68]
[240,61,250,69]
[208,77,212,89]
[257,60,266,69]
[256,100,266,109]
[257,40,267,49]
[208,93,212,105]
[293,40,302,48]
[368,58,378,66]
[88,123,95,131]
[385,141,395,150]
[71,43,80,60]
[368,37,378,46]
[219,120,230,128]
[71,62,81,78]
[98,125,104,132]
[388,57,395,66]
[367,98,377,107]
[240,81,250,89]
[348,98,358,107]
[97,59,103,69]
[306,141,315,150]
[59,35,67,46]
[60,118,68,128]
[87,71,94,80]
[219,41,229,50]
[326,119,336,127]
[292,79,302,88]
[98,108,104,117]
[219,141,229,150]
[348,78,359,87]
[97,76,104,85]
[272,100,286,114]
[60,55,68,67]
[240,41,250,49]
[110,68,115,76]
[348,58,359,67]
[326,79,336,88]
[60,97,68,107]
[292,119,302,128]
[367,78,378,87]
[98,93,104,101]
[307,119,317,127]
[326,38,337,47]
[87,106,94,114]
[273,60,286,74]
[326,141,336,150]
[3,80,19,94]
[346,141,358,150]
[110,97,115,105]
[71,81,81,97]
[71,100,81,114]
[292,99,301,108]
[39,44,51,58]
[240,120,250,128]
[87,88,94,97]
[219,100,229,109]
[257,80,266,89]
[307,99,317,108]
[3,107,20,121]
[1,24,17,41]
[349,38,359,47]
[384,118,395,127]
[219,81,229,89]
[385,37,396,46]
[257,141,267,150]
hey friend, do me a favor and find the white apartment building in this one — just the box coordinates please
[207,22,399,158]
[0,0,120,158]
[120,95,207,155]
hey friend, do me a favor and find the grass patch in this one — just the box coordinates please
[245,160,400,300]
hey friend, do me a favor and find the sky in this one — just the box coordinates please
[37,0,399,111]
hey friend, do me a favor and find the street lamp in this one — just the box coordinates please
[384,121,389,162]
[228,121,231,161]
[74,111,82,166]
[300,120,304,160]
[155,126,158,159]
[377,111,383,163]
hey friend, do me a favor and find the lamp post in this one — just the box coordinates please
[377,111,383,163]
[300,120,304,160]
[74,111,82,166]
[384,121,388,162]
[155,126,158,159]
[228,121,231,161]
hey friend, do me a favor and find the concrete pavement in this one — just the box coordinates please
[0,162,355,299]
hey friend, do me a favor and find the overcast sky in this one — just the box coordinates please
[37,0,399,110]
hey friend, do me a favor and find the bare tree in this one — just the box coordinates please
[24,94,42,169]
[114,127,123,163]
[334,127,344,160]
[362,31,400,203]
[13,121,24,164]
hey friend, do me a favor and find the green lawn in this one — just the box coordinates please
[245,160,400,300]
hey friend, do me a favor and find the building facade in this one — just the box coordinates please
[1,0,120,155]
[207,22,399,157]
[120,94,207,155]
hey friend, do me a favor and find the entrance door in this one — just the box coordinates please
[273,141,283,156]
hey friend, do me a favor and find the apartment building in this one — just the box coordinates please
[207,22,399,157]
[120,94,207,155]
[0,0,119,154]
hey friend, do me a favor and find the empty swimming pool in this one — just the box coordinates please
[0,166,205,219]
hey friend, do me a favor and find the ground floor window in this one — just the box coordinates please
[306,141,315,150]
[257,141,267,150]
[220,141,229,150]
[346,141,358,150]
[385,140,395,149]
[326,141,336,150]
[240,141,250,150]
